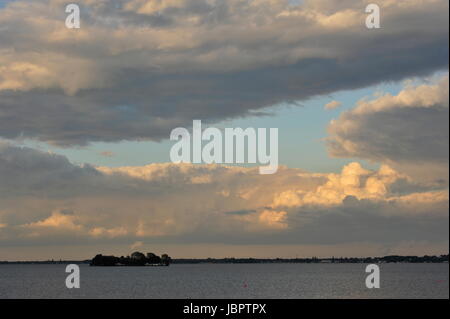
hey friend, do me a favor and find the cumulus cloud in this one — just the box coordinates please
[0,0,448,145]
[271,162,402,207]
[0,143,447,249]
[324,100,342,110]
[25,210,79,230]
[327,75,449,182]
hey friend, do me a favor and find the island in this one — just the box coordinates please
[90,251,172,266]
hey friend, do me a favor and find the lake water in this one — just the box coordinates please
[0,263,448,299]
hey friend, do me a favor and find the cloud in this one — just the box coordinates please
[271,162,403,207]
[26,210,78,229]
[326,75,449,182]
[258,209,288,230]
[224,209,257,216]
[130,241,144,250]
[0,0,448,145]
[324,100,341,110]
[0,143,447,249]
[89,227,128,238]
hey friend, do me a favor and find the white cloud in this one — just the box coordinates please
[327,75,449,182]
[0,143,447,248]
[324,100,341,110]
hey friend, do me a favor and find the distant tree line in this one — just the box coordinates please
[90,252,171,266]
[1,254,447,264]
[170,254,449,264]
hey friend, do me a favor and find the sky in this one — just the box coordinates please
[0,0,448,260]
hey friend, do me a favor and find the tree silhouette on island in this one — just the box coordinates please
[90,252,172,266]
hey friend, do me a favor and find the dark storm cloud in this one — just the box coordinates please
[0,0,448,145]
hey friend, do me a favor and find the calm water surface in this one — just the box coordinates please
[0,263,448,298]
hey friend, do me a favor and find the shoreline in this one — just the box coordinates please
[1,254,448,265]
